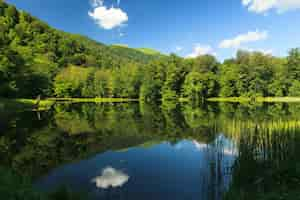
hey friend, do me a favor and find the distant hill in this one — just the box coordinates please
[111,44,165,60]
[136,48,163,56]
[0,0,165,98]
[0,0,162,71]
[111,45,163,56]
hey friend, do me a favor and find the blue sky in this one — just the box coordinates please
[6,0,300,60]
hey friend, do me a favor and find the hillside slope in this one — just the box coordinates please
[0,1,162,98]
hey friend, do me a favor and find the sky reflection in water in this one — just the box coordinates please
[36,137,236,200]
[5,102,298,199]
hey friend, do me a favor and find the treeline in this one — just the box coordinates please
[0,1,161,98]
[141,49,300,102]
[1,1,300,101]
[49,49,300,101]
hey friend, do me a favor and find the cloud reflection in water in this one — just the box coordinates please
[91,167,129,189]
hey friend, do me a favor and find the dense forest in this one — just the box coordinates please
[1,1,300,102]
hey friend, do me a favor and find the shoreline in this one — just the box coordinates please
[47,97,139,103]
[2,97,300,112]
[0,98,138,111]
[207,97,300,103]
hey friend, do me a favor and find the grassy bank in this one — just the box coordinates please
[2,97,300,112]
[48,97,139,103]
[0,98,138,112]
[207,97,300,103]
[224,126,300,200]
[0,98,55,111]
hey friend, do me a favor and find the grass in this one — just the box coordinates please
[179,97,189,102]
[0,98,55,112]
[2,97,300,112]
[258,97,300,102]
[0,98,138,112]
[136,48,162,55]
[207,97,251,102]
[207,97,300,103]
[48,97,139,103]
[111,44,163,56]
[224,126,300,200]
[16,99,55,109]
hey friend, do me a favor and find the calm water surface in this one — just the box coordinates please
[1,102,300,199]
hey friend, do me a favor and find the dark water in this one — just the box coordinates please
[1,102,300,199]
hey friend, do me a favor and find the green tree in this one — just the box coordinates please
[289,80,300,96]
[140,58,167,102]
[287,48,300,80]
[54,66,92,97]
[219,63,239,97]
[81,69,95,97]
[193,54,219,73]
[162,55,187,101]
[182,71,217,101]
[93,69,112,98]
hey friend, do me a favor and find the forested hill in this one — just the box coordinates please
[0,1,163,98]
[1,0,300,101]
[0,1,162,65]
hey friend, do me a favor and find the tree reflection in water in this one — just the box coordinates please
[1,102,300,199]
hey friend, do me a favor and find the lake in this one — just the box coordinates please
[1,102,300,199]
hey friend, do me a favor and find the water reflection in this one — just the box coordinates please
[34,138,235,200]
[1,102,300,199]
[92,167,129,189]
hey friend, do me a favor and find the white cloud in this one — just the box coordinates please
[186,44,216,58]
[88,6,128,29]
[223,148,238,156]
[193,141,207,150]
[90,0,104,7]
[175,46,183,52]
[219,30,268,49]
[88,0,128,30]
[260,49,273,55]
[242,0,300,13]
[242,0,252,5]
[91,167,129,189]
[242,47,273,55]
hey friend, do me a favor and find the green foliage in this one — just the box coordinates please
[0,167,42,200]
[140,58,167,102]
[0,167,85,200]
[2,101,300,199]
[0,1,161,99]
[53,63,142,98]
[54,66,93,97]
[225,127,300,200]
[287,48,300,80]
[162,55,187,102]
[182,71,218,101]
[1,1,300,101]
[111,64,142,98]
[93,69,112,97]
[220,51,291,98]
[289,80,300,96]
[192,54,219,73]
[219,63,239,97]
[136,48,162,56]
